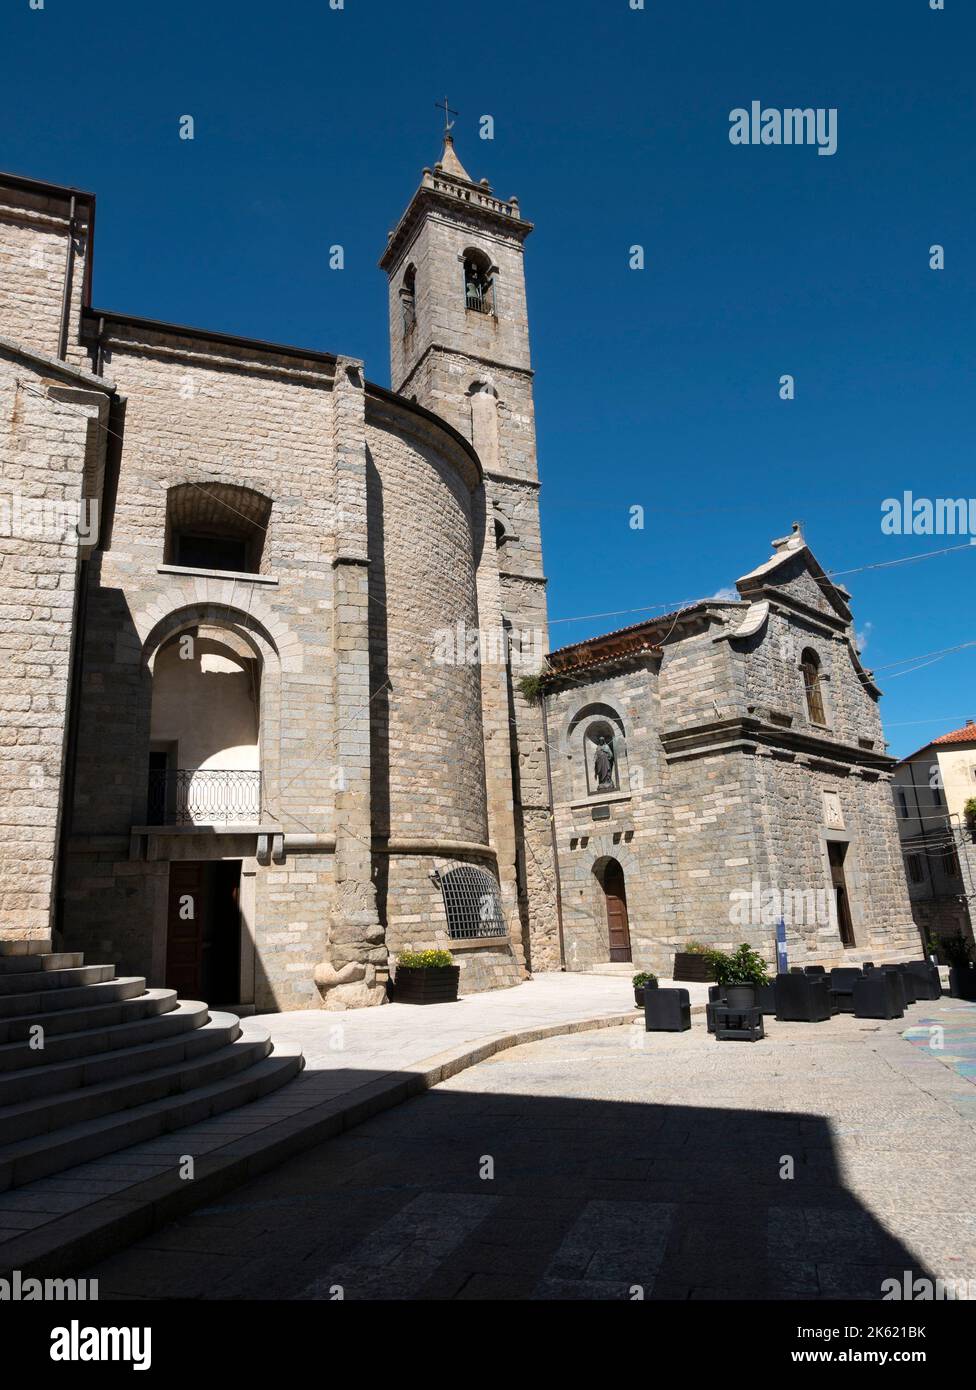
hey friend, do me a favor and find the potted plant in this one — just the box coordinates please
[713,943,770,1010]
[392,949,460,1004]
[672,942,720,983]
[632,971,658,1008]
[964,798,976,834]
[944,932,976,1001]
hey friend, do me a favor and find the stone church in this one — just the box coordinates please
[541,525,920,974]
[0,139,917,1014]
[0,135,558,1011]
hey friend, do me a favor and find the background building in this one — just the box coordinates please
[893,721,976,954]
[540,525,921,975]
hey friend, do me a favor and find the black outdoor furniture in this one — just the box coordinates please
[862,961,875,971]
[903,960,941,1001]
[706,984,723,1035]
[644,987,691,1032]
[882,966,913,1008]
[804,965,827,976]
[829,967,863,1013]
[789,966,804,974]
[774,972,833,1022]
[712,1003,764,1041]
[756,981,777,1015]
[853,972,904,1019]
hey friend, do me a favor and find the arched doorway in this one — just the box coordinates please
[601,859,632,963]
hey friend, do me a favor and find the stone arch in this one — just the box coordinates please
[138,601,291,827]
[132,588,302,674]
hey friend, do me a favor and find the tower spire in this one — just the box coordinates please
[433,96,471,181]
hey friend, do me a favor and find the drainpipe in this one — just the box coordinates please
[57,196,77,361]
[540,691,566,969]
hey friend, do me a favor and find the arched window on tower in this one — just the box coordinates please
[800,648,827,725]
[463,249,494,315]
[400,264,416,336]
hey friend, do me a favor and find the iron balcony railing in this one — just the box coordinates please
[146,768,262,826]
[465,286,493,315]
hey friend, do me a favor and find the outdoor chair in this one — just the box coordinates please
[756,980,777,1015]
[853,971,904,1019]
[804,965,827,976]
[862,961,875,971]
[645,987,691,1032]
[774,973,833,1022]
[828,967,863,1013]
[882,966,914,1007]
[903,960,942,1001]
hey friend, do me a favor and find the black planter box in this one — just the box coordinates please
[950,965,976,1001]
[634,982,658,1008]
[672,952,717,983]
[393,965,460,1004]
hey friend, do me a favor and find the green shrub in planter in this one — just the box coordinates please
[712,944,770,1009]
[393,949,460,1004]
[713,944,770,986]
[632,971,658,1007]
[398,949,454,969]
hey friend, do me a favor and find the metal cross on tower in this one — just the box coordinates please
[436,96,458,135]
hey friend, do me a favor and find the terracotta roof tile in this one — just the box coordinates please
[932,720,976,746]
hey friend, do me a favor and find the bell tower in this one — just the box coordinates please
[379,126,560,971]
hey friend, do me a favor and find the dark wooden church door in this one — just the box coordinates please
[603,859,632,962]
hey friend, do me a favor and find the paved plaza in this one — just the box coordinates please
[83,996,976,1301]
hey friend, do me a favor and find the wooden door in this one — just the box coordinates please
[827,841,855,948]
[603,860,632,963]
[165,861,208,998]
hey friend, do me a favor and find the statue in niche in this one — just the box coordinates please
[593,733,616,790]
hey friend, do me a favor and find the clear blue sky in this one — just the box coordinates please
[3,0,973,757]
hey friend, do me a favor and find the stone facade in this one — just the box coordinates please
[0,145,554,1008]
[542,525,921,975]
[892,725,976,954]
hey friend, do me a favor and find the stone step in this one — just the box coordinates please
[0,952,85,976]
[0,1039,304,1190]
[0,963,115,999]
[0,987,179,1046]
[0,1007,232,1105]
[0,976,147,1020]
[0,1023,272,1147]
[0,998,210,1076]
[0,939,53,958]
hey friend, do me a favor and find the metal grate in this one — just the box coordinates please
[436,866,507,940]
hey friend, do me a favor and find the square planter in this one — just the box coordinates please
[672,952,717,983]
[950,965,976,1001]
[393,965,460,1004]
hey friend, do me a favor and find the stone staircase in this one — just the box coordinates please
[0,939,303,1192]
